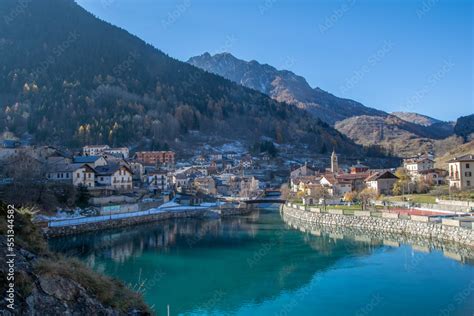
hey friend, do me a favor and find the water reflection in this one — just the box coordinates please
[282,212,474,265]
[48,208,474,315]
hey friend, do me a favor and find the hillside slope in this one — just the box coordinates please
[188,52,457,156]
[0,0,359,153]
[335,115,463,157]
[188,52,387,125]
[435,140,474,169]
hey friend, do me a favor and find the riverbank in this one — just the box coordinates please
[0,205,150,315]
[42,205,254,238]
[282,213,474,262]
[281,204,474,248]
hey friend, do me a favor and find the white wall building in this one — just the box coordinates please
[448,154,474,190]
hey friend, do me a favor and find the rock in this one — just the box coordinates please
[39,275,80,301]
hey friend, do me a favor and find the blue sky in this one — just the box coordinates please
[76,0,473,121]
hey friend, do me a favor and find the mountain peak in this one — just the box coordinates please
[188,53,386,125]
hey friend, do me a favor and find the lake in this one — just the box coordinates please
[49,207,474,315]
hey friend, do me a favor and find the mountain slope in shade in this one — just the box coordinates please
[188,52,387,125]
[0,0,360,153]
[454,114,474,140]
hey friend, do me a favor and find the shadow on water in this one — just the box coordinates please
[49,207,474,315]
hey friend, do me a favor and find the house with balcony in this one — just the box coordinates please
[95,164,133,191]
[403,157,434,176]
[448,154,474,190]
[47,163,96,188]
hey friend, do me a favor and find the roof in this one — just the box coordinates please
[351,163,369,169]
[83,145,109,148]
[94,164,132,176]
[321,175,337,185]
[418,168,447,175]
[404,157,434,164]
[293,176,321,184]
[48,163,94,173]
[73,156,103,164]
[337,173,370,180]
[447,154,474,163]
[365,171,398,182]
[2,140,20,148]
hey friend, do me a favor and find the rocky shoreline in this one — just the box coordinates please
[281,205,474,248]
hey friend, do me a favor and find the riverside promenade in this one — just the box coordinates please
[281,203,474,248]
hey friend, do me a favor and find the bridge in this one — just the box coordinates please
[243,189,286,205]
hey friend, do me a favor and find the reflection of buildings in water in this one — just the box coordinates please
[282,214,474,264]
[54,211,262,262]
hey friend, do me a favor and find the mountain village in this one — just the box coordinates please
[1,139,473,225]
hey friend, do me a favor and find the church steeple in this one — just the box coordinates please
[331,149,338,173]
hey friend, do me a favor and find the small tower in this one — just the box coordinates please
[331,149,339,173]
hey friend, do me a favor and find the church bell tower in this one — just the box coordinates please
[331,149,338,173]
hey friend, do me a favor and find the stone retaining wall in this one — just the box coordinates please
[44,207,252,238]
[281,205,474,247]
[282,214,474,260]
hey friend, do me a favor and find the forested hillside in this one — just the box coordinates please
[0,0,359,153]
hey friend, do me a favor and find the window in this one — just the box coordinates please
[466,172,472,177]
[466,163,470,169]
[467,181,471,187]
[77,173,80,178]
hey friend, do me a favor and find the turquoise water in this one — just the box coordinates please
[50,208,474,315]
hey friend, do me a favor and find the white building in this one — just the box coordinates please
[95,164,133,191]
[448,154,474,190]
[147,171,170,191]
[73,156,108,168]
[365,171,398,195]
[104,147,130,159]
[403,157,434,176]
[47,163,96,188]
[83,145,110,156]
